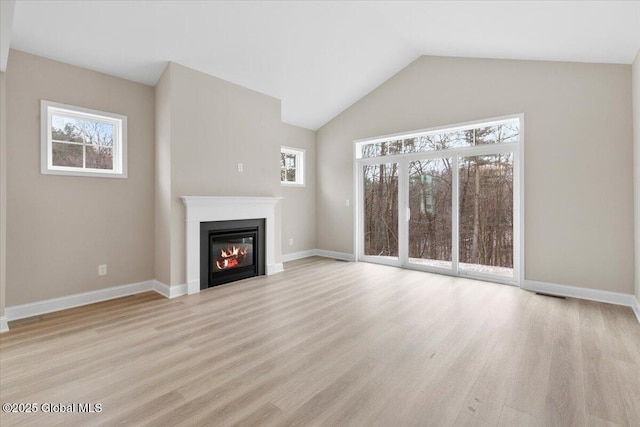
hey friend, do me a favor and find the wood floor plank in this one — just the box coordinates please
[600,304,640,367]
[505,295,559,418]
[461,289,532,424]
[497,405,542,427]
[581,314,628,425]
[227,402,285,427]
[542,299,585,426]
[578,300,607,331]
[585,414,623,427]
[278,356,382,426]
[366,352,454,427]
[78,278,405,425]
[615,359,640,426]
[1,257,638,427]
[453,411,491,427]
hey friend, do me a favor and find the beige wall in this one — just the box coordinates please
[281,124,317,255]
[634,49,640,302]
[156,63,286,286]
[317,55,634,294]
[154,65,172,285]
[5,50,155,306]
[0,71,6,318]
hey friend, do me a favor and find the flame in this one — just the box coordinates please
[215,245,249,270]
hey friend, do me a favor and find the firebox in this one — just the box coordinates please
[200,219,265,289]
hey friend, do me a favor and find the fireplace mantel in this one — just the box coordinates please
[181,196,283,294]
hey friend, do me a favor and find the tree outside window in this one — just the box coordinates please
[281,147,304,186]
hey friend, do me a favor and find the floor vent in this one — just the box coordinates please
[535,292,567,299]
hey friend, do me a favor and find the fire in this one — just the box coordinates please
[215,245,249,270]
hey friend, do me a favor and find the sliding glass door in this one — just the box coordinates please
[407,158,453,271]
[458,153,514,279]
[361,162,399,264]
[356,115,522,285]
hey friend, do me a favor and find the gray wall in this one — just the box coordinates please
[154,65,172,286]
[634,49,640,303]
[0,71,6,318]
[5,50,156,305]
[156,63,293,286]
[3,53,318,307]
[281,123,317,255]
[317,55,634,294]
[4,50,633,307]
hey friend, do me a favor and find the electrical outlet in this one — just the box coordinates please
[289,238,294,246]
[98,264,107,276]
[346,199,350,207]
[237,163,243,172]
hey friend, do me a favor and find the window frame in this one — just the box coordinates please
[280,146,305,187]
[40,100,128,178]
[355,117,520,159]
[353,113,524,287]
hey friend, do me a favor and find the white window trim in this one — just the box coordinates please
[352,113,525,287]
[281,146,305,187]
[40,100,128,178]
[354,115,520,153]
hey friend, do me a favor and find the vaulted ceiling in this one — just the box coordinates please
[3,1,640,130]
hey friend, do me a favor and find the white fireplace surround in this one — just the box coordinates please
[181,196,284,294]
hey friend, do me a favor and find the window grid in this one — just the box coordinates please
[281,147,304,186]
[41,100,127,178]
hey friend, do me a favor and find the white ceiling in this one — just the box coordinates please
[6,1,640,130]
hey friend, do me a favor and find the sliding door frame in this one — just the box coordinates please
[357,159,403,268]
[353,114,525,287]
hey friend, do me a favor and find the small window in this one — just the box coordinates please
[41,100,127,178]
[356,118,519,159]
[281,146,304,186]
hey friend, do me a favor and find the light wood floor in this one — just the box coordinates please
[1,257,639,427]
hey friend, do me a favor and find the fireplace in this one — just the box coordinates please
[200,219,265,289]
[182,196,282,294]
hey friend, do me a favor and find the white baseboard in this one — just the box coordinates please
[153,280,187,299]
[4,280,155,323]
[281,249,355,263]
[632,296,640,323]
[283,254,637,324]
[281,249,317,263]
[314,249,355,262]
[267,263,284,275]
[4,272,635,330]
[2,279,189,327]
[523,279,639,321]
[187,279,200,295]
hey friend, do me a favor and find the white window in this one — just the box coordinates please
[355,117,520,159]
[281,146,304,186]
[355,114,523,286]
[41,100,127,178]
